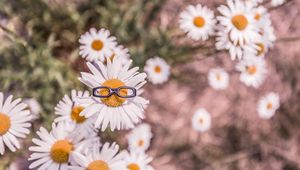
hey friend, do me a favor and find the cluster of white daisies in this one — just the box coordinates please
[179,0,283,132]
[1,28,157,170]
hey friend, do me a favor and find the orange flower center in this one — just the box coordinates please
[87,160,109,170]
[50,140,73,163]
[231,15,248,30]
[267,102,273,109]
[193,16,206,28]
[71,106,86,124]
[255,13,261,20]
[246,65,257,75]
[91,40,104,51]
[138,139,144,147]
[0,113,10,135]
[154,66,161,73]
[216,73,221,81]
[199,118,204,124]
[256,43,265,56]
[127,163,140,170]
[100,79,127,107]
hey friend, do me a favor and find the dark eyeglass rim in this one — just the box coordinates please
[92,86,137,98]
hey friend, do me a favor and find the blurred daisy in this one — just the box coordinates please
[179,4,216,41]
[217,0,260,46]
[144,57,170,84]
[0,93,32,155]
[78,57,149,131]
[29,122,94,170]
[70,142,125,170]
[257,92,280,119]
[23,98,41,121]
[54,90,97,138]
[109,44,131,65]
[191,108,211,132]
[271,0,285,6]
[79,28,117,62]
[127,123,153,153]
[208,68,229,90]
[123,151,154,170]
[236,57,267,88]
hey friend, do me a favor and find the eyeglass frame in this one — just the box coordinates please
[92,86,137,98]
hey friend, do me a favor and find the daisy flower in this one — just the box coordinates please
[79,28,117,62]
[0,93,32,155]
[271,0,285,7]
[144,57,170,84]
[70,142,125,170]
[54,90,98,138]
[109,44,131,65]
[78,57,149,131]
[217,0,260,46]
[127,123,153,153]
[179,4,216,41]
[208,68,229,90]
[123,151,154,170]
[236,56,267,88]
[29,122,96,170]
[191,108,212,132]
[257,92,280,119]
[23,98,41,121]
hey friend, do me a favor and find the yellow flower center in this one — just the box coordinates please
[138,139,144,147]
[50,140,73,163]
[127,163,140,170]
[267,102,273,110]
[231,15,248,30]
[100,79,127,107]
[87,160,109,170]
[256,43,265,56]
[0,113,10,135]
[254,13,261,20]
[193,16,206,28]
[91,40,104,51]
[71,106,86,124]
[246,65,257,75]
[216,73,221,81]
[154,66,161,73]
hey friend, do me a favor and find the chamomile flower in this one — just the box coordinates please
[110,44,131,65]
[29,122,95,170]
[236,56,267,88]
[70,142,125,170]
[257,92,280,119]
[54,90,97,138]
[78,57,149,131]
[127,123,153,153]
[217,0,260,46]
[208,68,229,90]
[79,28,117,62]
[191,108,211,132]
[179,4,216,41]
[23,98,41,121]
[271,0,285,7]
[0,93,32,155]
[123,151,154,170]
[144,57,170,84]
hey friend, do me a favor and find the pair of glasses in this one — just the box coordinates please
[92,86,137,98]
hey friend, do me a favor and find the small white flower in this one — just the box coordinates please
[23,98,41,121]
[208,68,229,90]
[28,122,97,170]
[54,90,98,138]
[70,142,126,170]
[79,28,117,62]
[0,93,32,155]
[144,57,170,85]
[217,0,260,46]
[127,123,153,153]
[271,0,285,7]
[123,150,154,170]
[192,108,211,132]
[236,57,267,88]
[110,44,131,65]
[78,57,149,131]
[179,4,216,41]
[257,92,280,119]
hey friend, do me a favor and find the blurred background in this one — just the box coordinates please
[0,0,299,169]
